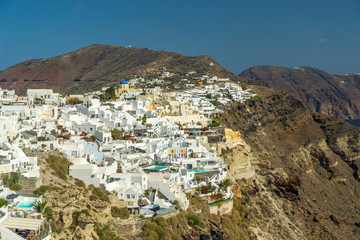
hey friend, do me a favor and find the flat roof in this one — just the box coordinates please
[2,217,43,231]
[69,164,93,169]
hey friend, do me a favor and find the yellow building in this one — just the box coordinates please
[130,80,135,90]
[118,80,130,94]
[168,148,187,159]
[225,128,242,143]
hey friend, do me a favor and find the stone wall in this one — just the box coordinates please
[19,176,42,189]
[0,172,42,189]
[114,220,145,239]
[194,170,219,179]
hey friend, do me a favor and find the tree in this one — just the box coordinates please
[0,199,8,207]
[220,179,233,190]
[111,206,130,219]
[111,129,125,140]
[66,98,82,105]
[142,114,147,125]
[100,87,116,101]
[34,200,47,214]
[208,118,221,128]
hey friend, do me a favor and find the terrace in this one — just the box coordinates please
[0,216,50,240]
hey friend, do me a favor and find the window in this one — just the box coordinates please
[127,194,130,199]
[132,194,135,199]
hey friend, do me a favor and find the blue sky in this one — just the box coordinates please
[1,0,360,74]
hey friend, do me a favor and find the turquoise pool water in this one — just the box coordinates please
[17,201,35,208]
[189,169,218,173]
[144,165,166,170]
[142,204,159,209]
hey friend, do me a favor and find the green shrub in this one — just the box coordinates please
[51,221,63,234]
[45,154,70,180]
[186,214,202,227]
[111,206,129,219]
[74,178,86,189]
[35,185,54,197]
[99,87,116,102]
[71,209,91,229]
[172,200,180,209]
[44,206,54,221]
[37,136,49,141]
[9,184,22,191]
[208,118,221,128]
[66,98,82,105]
[111,129,124,140]
[33,200,47,213]
[90,187,110,203]
[73,209,90,219]
[142,216,184,240]
[0,198,8,207]
[96,222,122,240]
[2,173,20,188]
[240,83,248,91]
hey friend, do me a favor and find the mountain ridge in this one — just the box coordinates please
[238,65,360,120]
[0,44,241,95]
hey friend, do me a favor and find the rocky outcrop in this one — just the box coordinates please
[217,142,255,180]
[208,200,233,216]
[221,86,360,239]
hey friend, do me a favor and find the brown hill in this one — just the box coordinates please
[0,44,239,95]
[239,65,360,120]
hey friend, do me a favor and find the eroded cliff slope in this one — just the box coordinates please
[220,86,360,239]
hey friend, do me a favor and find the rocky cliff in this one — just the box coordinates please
[239,65,360,119]
[220,86,360,239]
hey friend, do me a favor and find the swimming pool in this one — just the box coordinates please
[144,165,166,170]
[16,201,35,208]
[189,169,218,173]
[142,204,159,209]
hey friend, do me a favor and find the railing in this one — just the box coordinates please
[156,205,176,215]
[34,227,51,240]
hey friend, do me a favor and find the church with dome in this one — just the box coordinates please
[119,80,129,94]
[117,80,135,96]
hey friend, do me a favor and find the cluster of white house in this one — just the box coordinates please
[0,83,237,220]
[175,82,256,115]
[0,142,39,178]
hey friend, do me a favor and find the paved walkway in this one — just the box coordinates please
[16,190,36,197]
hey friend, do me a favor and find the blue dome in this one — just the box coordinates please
[120,80,129,85]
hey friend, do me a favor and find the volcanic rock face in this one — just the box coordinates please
[221,86,360,239]
[0,44,239,95]
[239,65,360,119]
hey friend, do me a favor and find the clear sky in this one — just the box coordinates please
[1,0,360,74]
